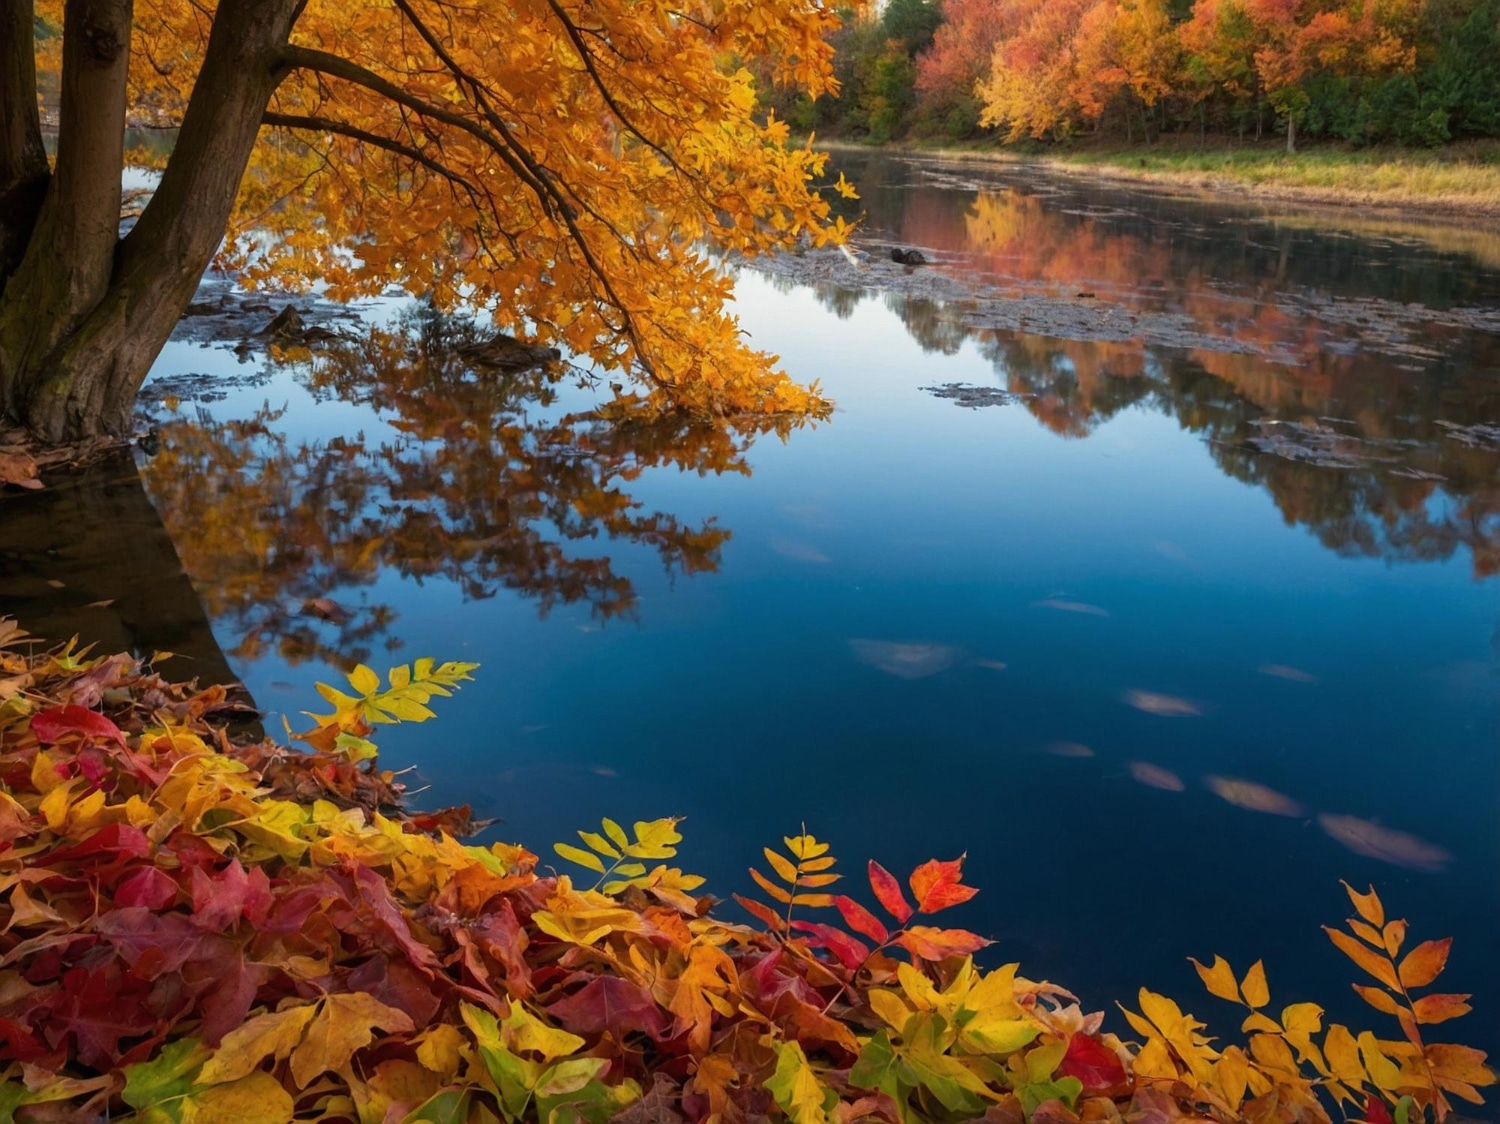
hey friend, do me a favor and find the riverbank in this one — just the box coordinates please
[824,138,1500,219]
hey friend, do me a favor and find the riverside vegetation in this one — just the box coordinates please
[0,618,1493,1122]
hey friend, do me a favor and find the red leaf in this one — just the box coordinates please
[37,824,151,867]
[1363,1094,1394,1124]
[549,976,671,1040]
[734,893,787,933]
[30,705,126,746]
[909,856,980,913]
[114,867,179,911]
[835,894,889,945]
[190,860,252,932]
[893,925,991,961]
[0,1017,50,1063]
[1057,1033,1129,1096]
[790,920,871,971]
[49,964,157,1069]
[868,861,913,924]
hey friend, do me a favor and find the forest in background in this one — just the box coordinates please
[755,0,1500,150]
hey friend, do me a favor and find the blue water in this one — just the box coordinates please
[9,154,1498,1060]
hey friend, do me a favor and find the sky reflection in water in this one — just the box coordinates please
[6,154,1495,1057]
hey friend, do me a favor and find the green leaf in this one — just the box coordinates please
[850,1031,903,1102]
[767,1041,837,1124]
[123,1039,210,1110]
[334,732,379,761]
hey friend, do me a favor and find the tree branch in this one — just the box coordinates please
[262,110,480,193]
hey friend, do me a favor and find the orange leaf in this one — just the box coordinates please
[908,856,979,913]
[1411,994,1471,1025]
[1381,920,1407,958]
[1241,960,1270,1009]
[1398,939,1450,989]
[1353,984,1402,1016]
[1349,920,1385,948]
[750,868,792,905]
[733,893,785,932]
[1342,882,1384,927]
[1326,928,1400,990]
[893,925,991,961]
[867,860,912,924]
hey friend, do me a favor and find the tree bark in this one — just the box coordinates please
[1286,114,1296,154]
[0,0,301,444]
[0,0,50,285]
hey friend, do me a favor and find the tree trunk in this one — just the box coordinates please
[0,0,301,444]
[1286,114,1296,154]
[0,0,50,285]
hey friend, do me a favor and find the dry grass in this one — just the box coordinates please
[911,139,1500,218]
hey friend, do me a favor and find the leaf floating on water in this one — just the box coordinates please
[1204,776,1305,817]
[1129,762,1185,791]
[848,639,962,680]
[1259,664,1319,684]
[1318,814,1452,873]
[1123,690,1201,717]
[1034,599,1109,617]
[1045,742,1095,758]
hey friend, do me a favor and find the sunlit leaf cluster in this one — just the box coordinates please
[0,619,1492,1122]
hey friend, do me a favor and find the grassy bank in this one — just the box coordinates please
[849,138,1500,218]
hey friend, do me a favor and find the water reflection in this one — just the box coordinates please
[778,155,1500,578]
[138,307,795,668]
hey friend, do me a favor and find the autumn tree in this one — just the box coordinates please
[0,0,859,446]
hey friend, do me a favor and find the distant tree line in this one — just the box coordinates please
[755,0,1500,149]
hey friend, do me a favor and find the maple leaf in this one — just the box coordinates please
[289,993,416,1089]
[548,977,671,1041]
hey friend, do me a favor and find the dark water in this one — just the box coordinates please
[3,153,1497,1060]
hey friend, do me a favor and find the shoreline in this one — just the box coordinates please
[818,138,1500,222]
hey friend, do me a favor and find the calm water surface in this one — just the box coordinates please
[4,153,1497,1055]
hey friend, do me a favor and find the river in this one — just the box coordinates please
[2,152,1496,1056]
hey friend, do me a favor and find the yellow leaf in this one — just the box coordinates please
[199,1004,319,1086]
[500,1005,585,1061]
[602,819,630,850]
[764,847,799,885]
[289,993,415,1089]
[554,843,606,874]
[1133,1036,1178,1081]
[1240,960,1270,1009]
[181,1072,295,1123]
[1357,1032,1402,1090]
[1215,1046,1251,1111]
[348,664,381,695]
[868,989,914,1035]
[1190,956,1241,1004]
[1324,1024,1366,1087]
[767,1041,833,1124]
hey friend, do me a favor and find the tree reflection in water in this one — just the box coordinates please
[139,307,810,668]
[776,167,1500,580]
